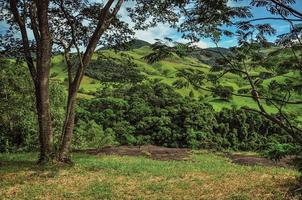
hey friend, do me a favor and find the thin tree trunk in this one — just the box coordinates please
[58,84,78,162]
[35,82,54,163]
[58,0,124,162]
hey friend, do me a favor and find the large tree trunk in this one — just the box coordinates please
[35,0,54,163]
[35,82,54,163]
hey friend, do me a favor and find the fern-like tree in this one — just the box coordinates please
[174,0,302,169]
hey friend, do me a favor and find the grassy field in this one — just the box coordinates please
[49,45,302,116]
[0,152,300,200]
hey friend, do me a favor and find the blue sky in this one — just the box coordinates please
[120,0,302,48]
[1,0,301,48]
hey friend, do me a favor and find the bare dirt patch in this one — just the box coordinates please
[78,145,295,168]
[82,145,191,161]
[225,153,294,168]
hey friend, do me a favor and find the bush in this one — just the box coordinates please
[263,143,297,162]
[73,120,117,149]
[212,85,234,101]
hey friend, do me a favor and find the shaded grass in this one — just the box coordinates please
[0,152,300,200]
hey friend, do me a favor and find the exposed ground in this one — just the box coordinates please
[81,145,294,168]
[225,152,294,168]
[83,145,191,161]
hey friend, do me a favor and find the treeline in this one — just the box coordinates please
[0,60,294,153]
[74,81,293,152]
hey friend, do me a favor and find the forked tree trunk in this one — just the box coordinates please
[9,0,54,163]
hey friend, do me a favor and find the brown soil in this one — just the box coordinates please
[83,145,191,161]
[225,153,294,168]
[78,145,295,168]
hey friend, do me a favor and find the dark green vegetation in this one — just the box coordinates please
[76,82,292,152]
[1,43,301,156]
[2,40,301,199]
[0,59,66,152]
[0,152,299,200]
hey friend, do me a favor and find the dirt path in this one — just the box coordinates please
[80,145,294,168]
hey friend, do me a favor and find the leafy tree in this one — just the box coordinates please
[212,85,234,101]
[188,0,302,174]
[75,81,290,151]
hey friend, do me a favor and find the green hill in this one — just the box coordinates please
[50,43,302,116]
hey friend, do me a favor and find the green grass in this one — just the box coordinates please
[0,152,300,200]
[48,46,302,118]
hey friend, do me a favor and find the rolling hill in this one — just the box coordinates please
[50,40,302,117]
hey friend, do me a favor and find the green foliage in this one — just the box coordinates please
[85,53,145,84]
[0,59,66,152]
[0,60,37,152]
[73,120,117,149]
[212,85,234,101]
[263,143,297,162]
[76,81,291,151]
[50,72,59,78]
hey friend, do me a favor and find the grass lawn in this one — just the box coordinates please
[0,152,300,200]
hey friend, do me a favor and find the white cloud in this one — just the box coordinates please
[134,24,176,43]
[227,0,249,7]
[194,40,209,49]
[96,1,212,47]
[175,38,209,49]
[118,2,178,44]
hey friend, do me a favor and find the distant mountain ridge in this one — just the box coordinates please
[98,39,151,51]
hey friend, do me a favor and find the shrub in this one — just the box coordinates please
[263,143,297,162]
[73,120,117,149]
[212,85,234,101]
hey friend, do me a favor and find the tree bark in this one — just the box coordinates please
[58,84,78,162]
[35,0,54,163]
[35,83,54,163]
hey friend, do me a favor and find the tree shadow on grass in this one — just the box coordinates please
[0,155,73,177]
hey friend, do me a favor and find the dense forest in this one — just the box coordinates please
[1,0,302,199]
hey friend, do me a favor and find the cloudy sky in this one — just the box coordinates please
[1,0,301,49]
